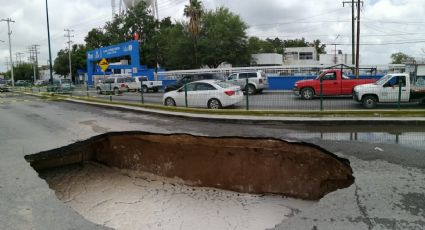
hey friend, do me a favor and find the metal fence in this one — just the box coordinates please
[10,74,425,112]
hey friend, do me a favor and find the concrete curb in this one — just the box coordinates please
[65,98,425,125]
[19,92,425,125]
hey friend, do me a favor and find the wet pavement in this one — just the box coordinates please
[0,92,424,229]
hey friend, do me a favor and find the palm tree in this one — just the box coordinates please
[184,0,203,67]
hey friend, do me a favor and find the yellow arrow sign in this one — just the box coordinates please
[98,58,109,72]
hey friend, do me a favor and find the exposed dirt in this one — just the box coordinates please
[26,132,354,200]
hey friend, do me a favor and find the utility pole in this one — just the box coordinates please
[356,1,363,79]
[28,45,40,83]
[28,47,34,81]
[32,45,40,78]
[45,0,54,83]
[15,52,24,65]
[343,0,363,77]
[332,35,340,64]
[64,29,74,82]
[343,0,356,66]
[1,18,15,86]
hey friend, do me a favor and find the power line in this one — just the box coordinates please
[250,8,346,28]
[28,45,40,82]
[325,40,425,46]
[15,52,24,65]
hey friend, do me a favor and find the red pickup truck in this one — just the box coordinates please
[293,69,376,100]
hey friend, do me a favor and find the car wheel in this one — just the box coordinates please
[362,95,377,109]
[164,97,176,106]
[246,84,256,95]
[142,86,148,93]
[113,88,120,95]
[208,98,222,109]
[300,88,314,100]
[96,87,101,94]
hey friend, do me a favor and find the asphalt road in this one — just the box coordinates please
[36,86,424,110]
[1,92,424,229]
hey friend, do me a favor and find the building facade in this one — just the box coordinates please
[283,47,319,65]
[251,53,283,66]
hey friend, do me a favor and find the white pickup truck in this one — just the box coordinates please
[127,76,162,93]
[353,73,425,109]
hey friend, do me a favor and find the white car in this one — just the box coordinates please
[126,76,163,93]
[163,80,243,109]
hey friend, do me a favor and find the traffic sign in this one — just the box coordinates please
[98,58,109,72]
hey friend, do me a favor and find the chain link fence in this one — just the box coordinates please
[5,64,425,111]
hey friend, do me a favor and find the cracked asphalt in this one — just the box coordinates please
[0,93,424,230]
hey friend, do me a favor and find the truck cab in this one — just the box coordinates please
[294,69,376,100]
[354,72,425,109]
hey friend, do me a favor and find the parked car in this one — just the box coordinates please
[34,79,49,86]
[163,80,243,109]
[225,71,268,95]
[126,76,162,93]
[46,79,74,92]
[293,69,376,100]
[96,76,130,95]
[164,73,224,92]
[0,79,10,92]
[15,80,31,86]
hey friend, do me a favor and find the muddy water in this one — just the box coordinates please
[41,163,313,230]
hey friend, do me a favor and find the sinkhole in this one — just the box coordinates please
[24,132,355,230]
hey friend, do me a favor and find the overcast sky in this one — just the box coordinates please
[1,0,425,72]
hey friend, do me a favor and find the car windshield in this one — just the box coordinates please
[124,77,135,82]
[62,79,71,84]
[375,75,392,85]
[315,72,325,80]
[215,81,234,88]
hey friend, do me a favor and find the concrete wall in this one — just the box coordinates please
[251,53,283,65]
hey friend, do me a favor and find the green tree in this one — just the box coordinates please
[85,28,111,50]
[266,37,284,54]
[391,52,412,64]
[247,37,263,54]
[283,38,308,48]
[84,1,157,67]
[199,7,250,68]
[157,21,192,70]
[123,1,157,67]
[11,63,34,81]
[53,44,88,81]
[184,0,203,67]
[311,39,326,59]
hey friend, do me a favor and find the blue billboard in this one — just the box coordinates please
[86,40,141,85]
